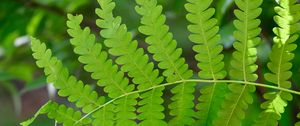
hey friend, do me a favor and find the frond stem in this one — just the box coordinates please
[74,79,300,124]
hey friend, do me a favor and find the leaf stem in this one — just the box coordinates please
[74,79,300,124]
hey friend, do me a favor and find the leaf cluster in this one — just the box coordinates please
[22,0,300,126]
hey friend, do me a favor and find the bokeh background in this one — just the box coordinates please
[1,0,300,125]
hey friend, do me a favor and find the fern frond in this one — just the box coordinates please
[253,0,300,125]
[91,104,115,126]
[21,101,91,126]
[21,0,300,125]
[185,0,228,125]
[95,0,166,125]
[135,0,196,125]
[67,14,137,126]
[41,101,91,126]
[31,37,104,114]
[214,0,262,125]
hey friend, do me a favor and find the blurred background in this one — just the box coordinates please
[1,0,300,125]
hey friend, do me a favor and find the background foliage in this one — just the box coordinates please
[1,0,300,125]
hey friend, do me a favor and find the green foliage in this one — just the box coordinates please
[21,101,92,126]
[185,0,228,125]
[0,1,93,124]
[30,37,104,113]
[21,0,300,126]
[135,0,196,125]
[96,0,165,125]
[253,0,300,125]
[67,13,137,126]
[41,101,91,126]
[214,0,262,125]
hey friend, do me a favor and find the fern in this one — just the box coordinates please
[43,101,92,126]
[21,101,92,126]
[30,37,104,114]
[253,0,300,125]
[214,0,263,125]
[95,0,166,125]
[185,0,228,125]
[21,0,300,126]
[32,101,91,126]
[67,13,138,126]
[135,0,196,125]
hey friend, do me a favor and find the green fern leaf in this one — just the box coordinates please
[92,104,115,126]
[31,37,114,126]
[95,0,167,125]
[253,0,300,125]
[185,0,228,125]
[21,101,92,126]
[67,14,138,126]
[31,37,105,114]
[135,0,196,125]
[214,0,262,125]
[41,101,91,126]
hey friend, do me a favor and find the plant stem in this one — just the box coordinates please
[74,79,300,124]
